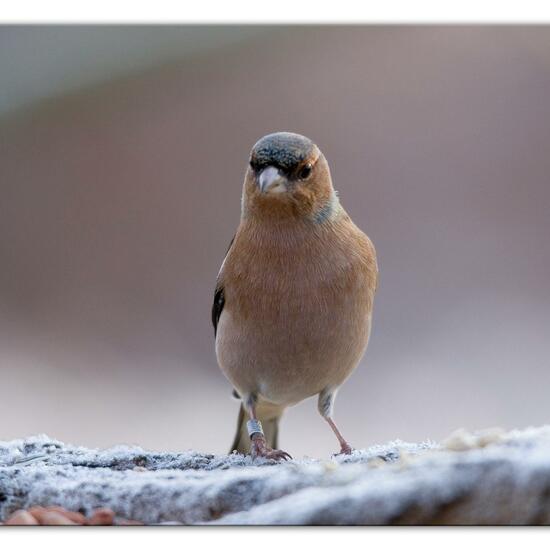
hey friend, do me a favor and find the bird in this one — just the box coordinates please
[212,131,378,460]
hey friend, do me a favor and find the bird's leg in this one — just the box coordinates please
[325,417,353,455]
[318,389,354,455]
[245,395,291,461]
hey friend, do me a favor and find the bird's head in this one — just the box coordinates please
[242,132,338,222]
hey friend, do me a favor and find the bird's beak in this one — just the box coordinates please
[257,166,287,194]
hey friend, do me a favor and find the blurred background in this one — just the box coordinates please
[1,26,550,457]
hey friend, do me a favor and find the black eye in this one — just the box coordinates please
[299,164,312,180]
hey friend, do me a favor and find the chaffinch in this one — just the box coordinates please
[213,132,378,459]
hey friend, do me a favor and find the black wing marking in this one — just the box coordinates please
[212,236,235,336]
[212,285,225,336]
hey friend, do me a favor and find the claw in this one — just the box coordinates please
[266,450,292,461]
[333,443,354,457]
[254,448,292,461]
[250,434,292,461]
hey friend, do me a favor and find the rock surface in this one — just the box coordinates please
[2,427,550,525]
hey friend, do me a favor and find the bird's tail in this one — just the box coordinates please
[230,403,282,455]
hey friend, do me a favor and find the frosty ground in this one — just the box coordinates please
[2,426,550,525]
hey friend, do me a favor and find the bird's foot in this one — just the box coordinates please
[334,442,354,456]
[251,434,292,461]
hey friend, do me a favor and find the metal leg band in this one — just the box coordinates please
[247,419,264,439]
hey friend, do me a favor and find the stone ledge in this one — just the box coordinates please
[1,427,549,525]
